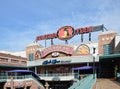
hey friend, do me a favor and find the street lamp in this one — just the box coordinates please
[93,45,96,79]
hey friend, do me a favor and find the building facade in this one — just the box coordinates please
[0,25,120,89]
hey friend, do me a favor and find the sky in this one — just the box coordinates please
[0,0,120,52]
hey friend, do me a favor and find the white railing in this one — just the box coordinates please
[68,74,97,89]
[38,73,73,77]
[38,73,77,81]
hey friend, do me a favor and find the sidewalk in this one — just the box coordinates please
[95,78,120,89]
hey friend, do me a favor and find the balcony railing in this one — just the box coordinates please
[0,75,32,80]
[68,74,96,89]
[0,72,80,82]
[38,73,74,77]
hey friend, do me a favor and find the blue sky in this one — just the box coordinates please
[0,0,120,51]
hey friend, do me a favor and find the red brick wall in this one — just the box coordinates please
[4,80,45,89]
[98,32,117,55]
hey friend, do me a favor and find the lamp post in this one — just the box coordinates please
[10,76,14,89]
[93,46,96,79]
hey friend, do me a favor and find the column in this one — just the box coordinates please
[35,66,37,74]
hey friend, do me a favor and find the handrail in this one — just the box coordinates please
[38,73,75,77]
[1,72,76,77]
[0,75,32,79]
[31,75,45,88]
[68,74,96,89]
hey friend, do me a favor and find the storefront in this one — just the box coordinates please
[99,54,120,82]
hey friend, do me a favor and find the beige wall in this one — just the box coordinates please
[26,44,40,60]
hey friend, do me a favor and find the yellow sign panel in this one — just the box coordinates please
[77,44,90,55]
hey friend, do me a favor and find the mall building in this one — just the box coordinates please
[0,25,120,89]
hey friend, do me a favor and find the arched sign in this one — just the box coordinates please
[57,26,74,40]
[35,45,74,59]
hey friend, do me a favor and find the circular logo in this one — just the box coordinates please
[51,51,59,57]
[57,26,74,40]
[77,44,90,54]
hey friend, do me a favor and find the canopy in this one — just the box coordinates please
[6,69,40,80]
[72,66,94,70]
[7,69,33,73]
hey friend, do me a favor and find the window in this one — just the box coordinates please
[103,44,112,55]
[29,53,34,61]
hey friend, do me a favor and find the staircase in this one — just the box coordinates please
[68,74,96,89]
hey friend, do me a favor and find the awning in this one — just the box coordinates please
[7,69,33,73]
[72,66,94,70]
[6,69,40,80]
[100,54,120,59]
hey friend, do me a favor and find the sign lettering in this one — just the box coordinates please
[42,59,71,65]
[36,25,103,41]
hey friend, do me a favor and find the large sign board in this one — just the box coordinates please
[36,25,104,41]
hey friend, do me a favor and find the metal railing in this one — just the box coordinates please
[68,74,96,89]
[38,73,75,77]
[0,75,33,81]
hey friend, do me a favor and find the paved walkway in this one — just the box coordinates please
[95,78,120,89]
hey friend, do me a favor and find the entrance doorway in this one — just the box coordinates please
[48,81,72,89]
[99,59,114,78]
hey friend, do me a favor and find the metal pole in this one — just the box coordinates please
[93,56,95,79]
[51,38,54,45]
[93,47,96,79]
[89,32,91,41]
[65,40,68,44]
[35,66,37,74]
[81,34,83,42]
[45,39,46,47]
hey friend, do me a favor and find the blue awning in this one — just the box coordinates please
[6,69,40,80]
[72,66,94,70]
[7,69,33,73]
